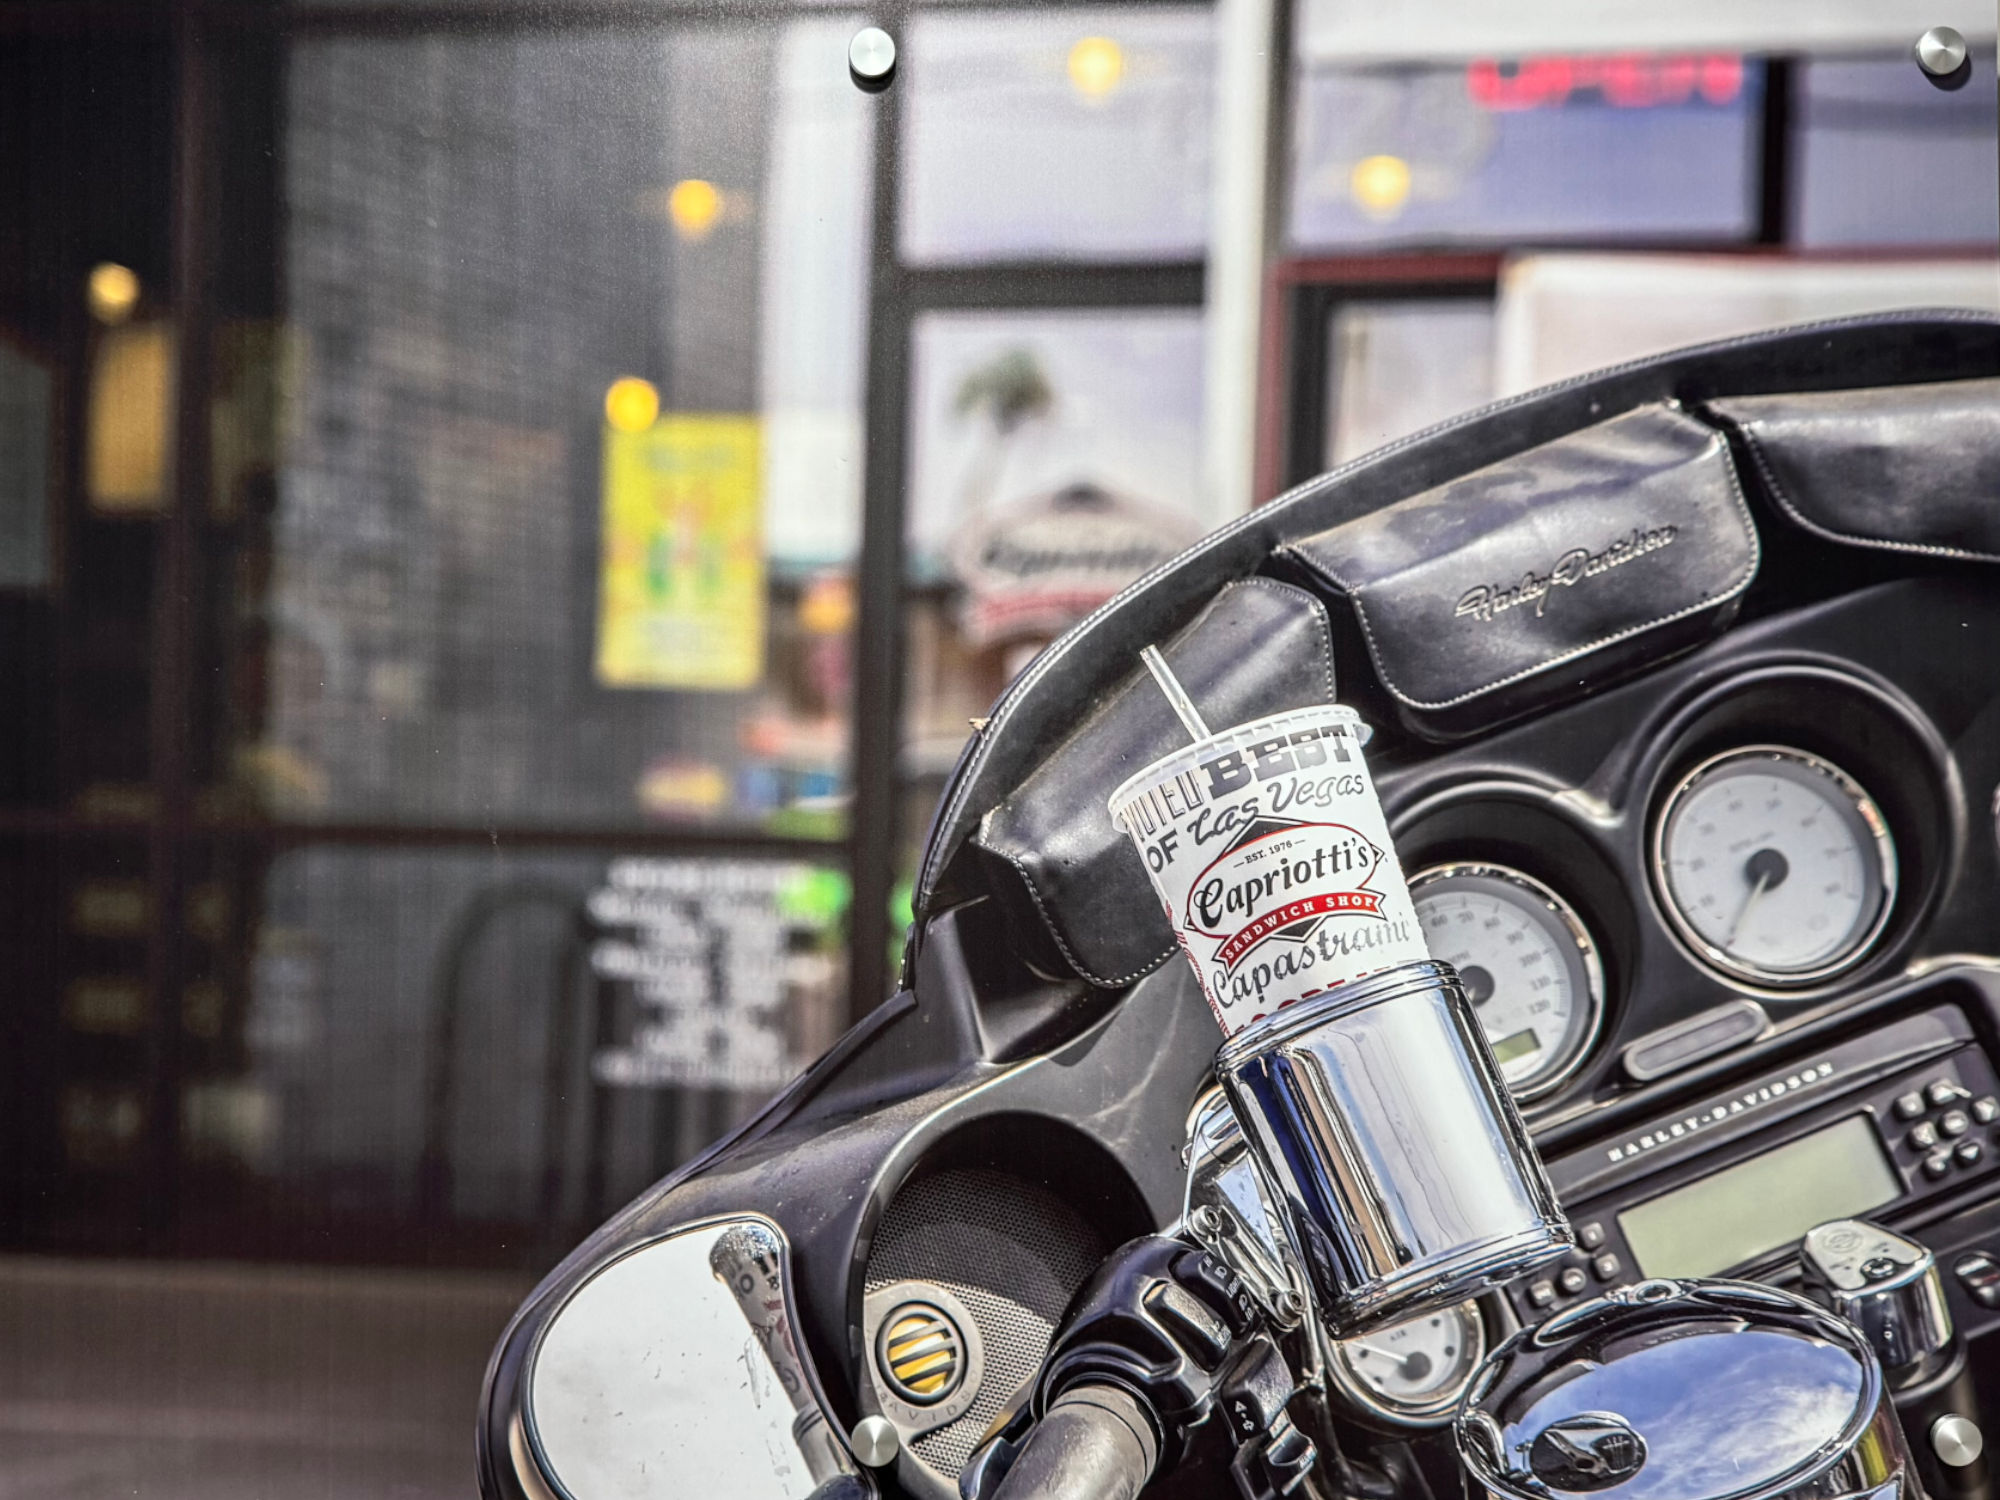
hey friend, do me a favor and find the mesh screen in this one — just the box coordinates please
[865,1166,1108,1477]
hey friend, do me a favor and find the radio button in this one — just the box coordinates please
[1897,1092,1928,1121]
[1592,1253,1621,1282]
[1910,1123,1941,1150]
[1577,1222,1606,1251]
[1943,1110,1972,1138]
[1954,1252,2000,1308]
[1528,1279,1557,1309]
[1558,1267,1588,1296]
[1925,1151,1955,1180]
[1957,1140,1984,1168]
[1976,1097,2000,1125]
[1929,1080,1970,1108]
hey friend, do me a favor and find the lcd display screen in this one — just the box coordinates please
[1491,1029,1539,1067]
[1617,1114,1900,1279]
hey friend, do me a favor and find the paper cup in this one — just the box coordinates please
[1108,704,1430,1037]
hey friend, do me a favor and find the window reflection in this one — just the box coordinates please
[902,7,1216,264]
[1290,58,1762,249]
[903,308,1209,774]
[261,25,868,832]
[1795,56,2000,247]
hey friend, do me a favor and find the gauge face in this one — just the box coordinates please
[1653,746,1897,987]
[1411,865,1605,1101]
[1330,1299,1485,1425]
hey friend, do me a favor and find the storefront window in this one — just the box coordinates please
[1794,55,2000,246]
[901,6,1216,264]
[264,22,869,834]
[1290,57,1763,250]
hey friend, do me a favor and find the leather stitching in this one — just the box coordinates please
[1279,423,1762,711]
[1723,407,2000,565]
[983,831,1174,987]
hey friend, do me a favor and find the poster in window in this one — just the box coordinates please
[596,414,765,690]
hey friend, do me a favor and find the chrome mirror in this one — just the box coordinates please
[515,1216,868,1500]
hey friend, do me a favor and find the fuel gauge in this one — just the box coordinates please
[1329,1298,1486,1427]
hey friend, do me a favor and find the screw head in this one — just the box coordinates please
[1188,1204,1225,1239]
[850,1413,900,1467]
[848,27,897,93]
[1914,26,1971,87]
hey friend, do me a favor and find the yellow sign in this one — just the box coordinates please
[596,415,764,689]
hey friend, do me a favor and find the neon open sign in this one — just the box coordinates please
[1466,55,1745,111]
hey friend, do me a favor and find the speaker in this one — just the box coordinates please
[862,1165,1111,1487]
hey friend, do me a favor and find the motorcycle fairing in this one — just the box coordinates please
[478,311,2000,1500]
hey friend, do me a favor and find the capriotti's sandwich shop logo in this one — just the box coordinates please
[1184,820,1387,974]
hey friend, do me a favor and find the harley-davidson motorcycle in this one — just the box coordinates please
[476,312,2000,1500]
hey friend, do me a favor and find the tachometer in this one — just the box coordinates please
[1328,1298,1485,1426]
[1410,864,1605,1102]
[1652,746,1896,988]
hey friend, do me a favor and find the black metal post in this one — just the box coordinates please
[846,4,914,1025]
[146,6,213,1247]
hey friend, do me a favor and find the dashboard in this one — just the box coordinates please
[1292,576,2000,1439]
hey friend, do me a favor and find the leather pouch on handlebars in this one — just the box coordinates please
[1280,403,1759,742]
[1709,376,2000,563]
[973,578,1338,987]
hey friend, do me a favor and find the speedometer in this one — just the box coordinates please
[1410,864,1605,1102]
[1652,745,1896,987]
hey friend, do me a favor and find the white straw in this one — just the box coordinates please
[1140,645,1211,741]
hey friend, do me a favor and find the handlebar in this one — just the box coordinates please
[990,1385,1161,1500]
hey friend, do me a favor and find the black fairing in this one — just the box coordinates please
[477,311,2000,1500]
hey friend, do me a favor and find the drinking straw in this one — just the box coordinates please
[1140,645,1211,741]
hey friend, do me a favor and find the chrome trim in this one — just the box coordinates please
[1181,1085,1309,1325]
[1800,1220,1955,1387]
[1650,745,1898,990]
[1216,959,1571,1331]
[1326,1297,1487,1428]
[1409,863,1608,1102]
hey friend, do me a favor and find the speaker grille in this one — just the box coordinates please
[865,1166,1108,1477]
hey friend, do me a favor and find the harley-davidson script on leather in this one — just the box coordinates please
[1109,705,1427,1034]
[1454,523,1679,624]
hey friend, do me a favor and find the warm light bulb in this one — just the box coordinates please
[87,262,141,324]
[1349,154,1413,218]
[604,377,661,434]
[1067,36,1125,99]
[667,179,723,240]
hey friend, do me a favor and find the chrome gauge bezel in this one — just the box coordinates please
[1650,744,1898,990]
[1408,863,1607,1103]
[1326,1297,1487,1427]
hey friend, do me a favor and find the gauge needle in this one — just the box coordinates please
[1726,871,1769,946]
[1726,847,1791,946]
[1348,1342,1407,1363]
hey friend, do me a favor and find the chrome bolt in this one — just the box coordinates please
[1933,1414,1985,1469]
[848,27,897,93]
[850,1414,901,1467]
[1274,1289,1306,1325]
[1188,1204,1226,1240]
[1914,26,1971,88]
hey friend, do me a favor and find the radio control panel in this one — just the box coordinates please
[1510,1006,2000,1324]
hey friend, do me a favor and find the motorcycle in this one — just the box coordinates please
[476,311,2000,1500]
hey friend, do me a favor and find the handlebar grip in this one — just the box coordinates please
[990,1384,1162,1500]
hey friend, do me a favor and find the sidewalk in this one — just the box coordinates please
[0,1256,532,1499]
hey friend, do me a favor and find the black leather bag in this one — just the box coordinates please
[973,578,1338,987]
[1709,376,2000,562]
[1280,403,1760,741]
